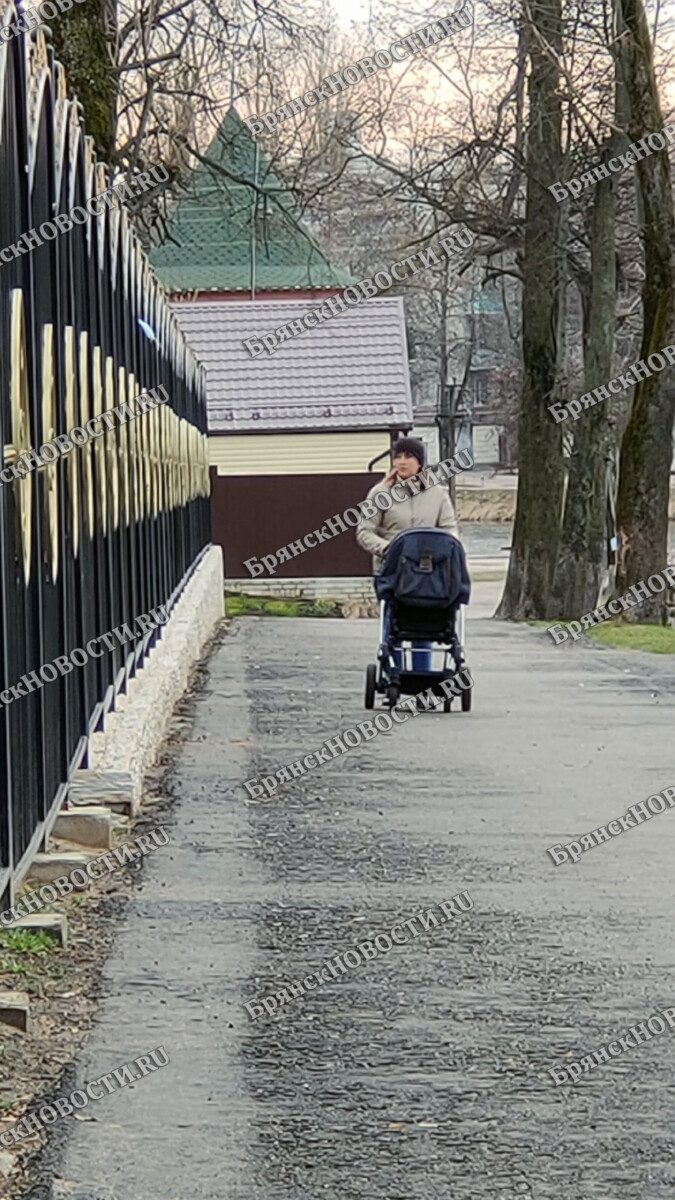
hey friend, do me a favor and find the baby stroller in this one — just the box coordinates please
[364,528,472,713]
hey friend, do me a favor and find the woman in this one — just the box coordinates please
[356,437,461,670]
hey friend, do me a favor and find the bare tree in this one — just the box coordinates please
[51,0,319,234]
[50,0,117,161]
[498,0,564,618]
[613,0,675,621]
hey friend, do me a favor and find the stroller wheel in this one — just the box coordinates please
[387,684,400,709]
[443,696,453,714]
[365,664,377,710]
[461,685,472,712]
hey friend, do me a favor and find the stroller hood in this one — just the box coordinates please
[375,528,471,608]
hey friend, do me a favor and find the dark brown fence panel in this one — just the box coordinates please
[211,471,381,578]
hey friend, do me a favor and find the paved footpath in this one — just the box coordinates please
[45,595,675,1200]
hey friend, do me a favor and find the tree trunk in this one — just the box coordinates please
[497,0,565,619]
[50,0,117,164]
[551,170,617,616]
[613,0,675,621]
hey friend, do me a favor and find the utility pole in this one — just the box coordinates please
[436,260,467,505]
[438,279,451,461]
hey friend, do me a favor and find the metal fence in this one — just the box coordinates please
[0,15,211,906]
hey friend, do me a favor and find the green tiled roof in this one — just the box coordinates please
[149,109,354,292]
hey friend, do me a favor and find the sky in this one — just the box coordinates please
[335,0,372,20]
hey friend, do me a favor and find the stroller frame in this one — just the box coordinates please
[364,527,472,714]
[366,598,470,713]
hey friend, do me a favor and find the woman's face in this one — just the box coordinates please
[393,451,420,479]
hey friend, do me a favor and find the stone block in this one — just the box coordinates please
[68,770,138,816]
[26,852,93,887]
[11,913,68,947]
[53,808,112,849]
[0,992,30,1032]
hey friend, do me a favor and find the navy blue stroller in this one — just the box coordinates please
[364,528,472,713]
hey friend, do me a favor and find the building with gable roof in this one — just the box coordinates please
[150,111,414,593]
[150,109,355,298]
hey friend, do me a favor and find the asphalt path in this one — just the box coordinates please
[43,595,675,1200]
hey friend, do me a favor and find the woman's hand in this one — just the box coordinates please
[384,466,398,487]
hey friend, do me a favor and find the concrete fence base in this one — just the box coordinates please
[73,545,224,810]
